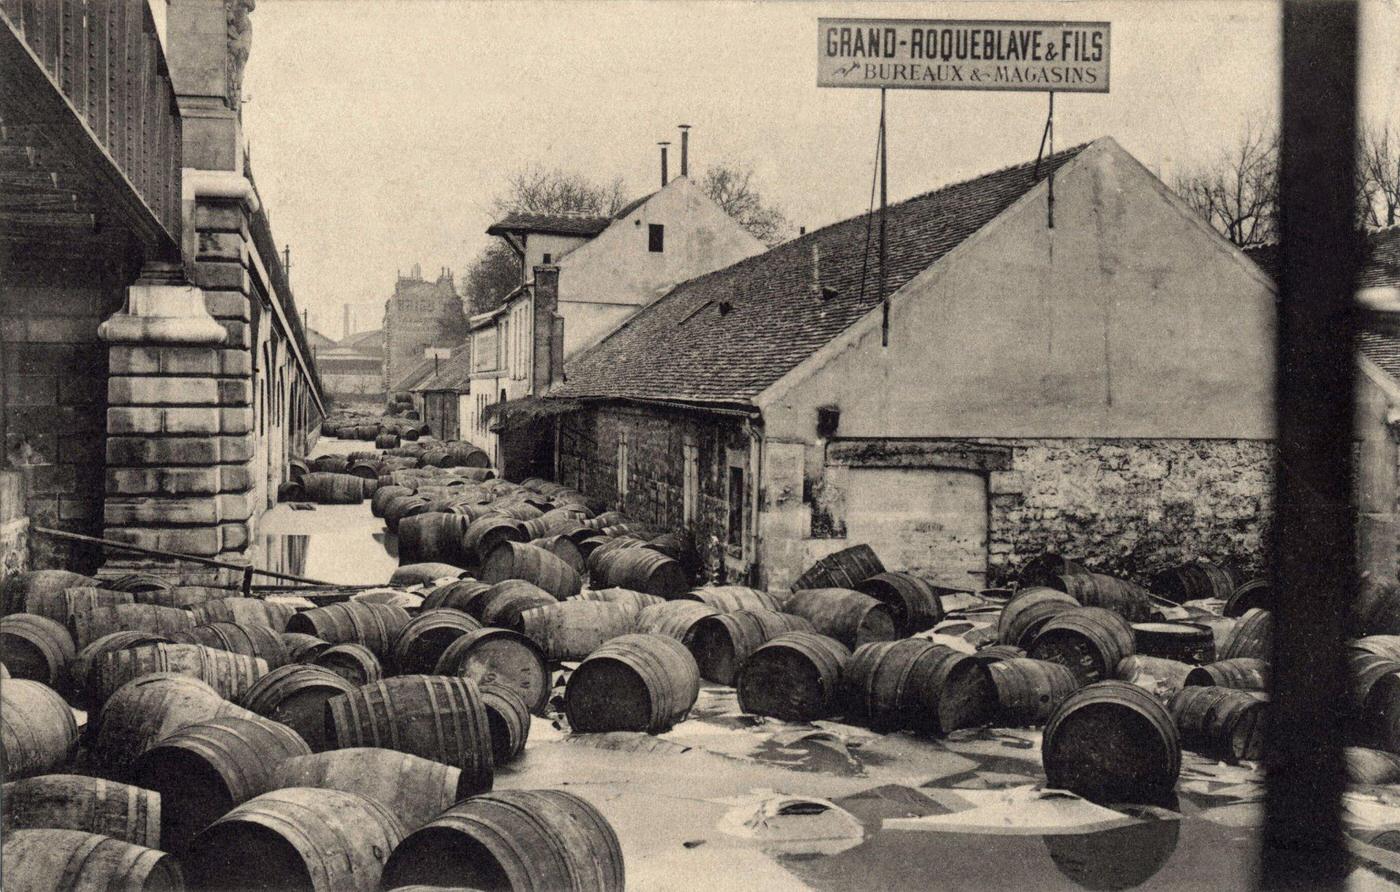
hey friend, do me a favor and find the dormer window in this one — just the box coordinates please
[648,224,665,253]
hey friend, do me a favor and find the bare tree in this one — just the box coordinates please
[700,161,794,246]
[1359,124,1400,229]
[1172,120,1279,249]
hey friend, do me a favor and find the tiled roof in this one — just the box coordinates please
[390,355,440,393]
[1360,330,1400,382]
[487,212,613,239]
[413,348,474,392]
[1243,227,1400,288]
[551,142,1090,405]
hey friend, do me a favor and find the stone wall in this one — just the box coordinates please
[0,470,30,582]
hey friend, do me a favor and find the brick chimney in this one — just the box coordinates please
[532,265,563,393]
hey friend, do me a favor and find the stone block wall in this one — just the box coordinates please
[1,470,31,581]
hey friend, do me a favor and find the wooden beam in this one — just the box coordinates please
[824,438,1013,472]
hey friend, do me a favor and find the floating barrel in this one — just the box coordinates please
[0,613,75,687]
[1044,680,1181,803]
[565,634,700,734]
[1150,562,1235,604]
[104,573,177,594]
[1352,635,1400,662]
[685,608,815,685]
[390,562,465,586]
[372,485,415,518]
[791,544,886,591]
[390,608,483,674]
[384,495,432,532]
[1131,622,1216,665]
[737,632,850,723]
[435,628,551,716]
[16,586,133,624]
[68,603,194,648]
[1055,573,1153,622]
[301,472,367,504]
[1225,578,1272,618]
[398,512,473,568]
[239,664,358,751]
[1346,747,1400,785]
[133,585,231,609]
[381,789,623,892]
[288,457,310,481]
[312,643,384,686]
[421,579,494,615]
[988,658,1081,726]
[90,674,258,778]
[132,715,311,853]
[997,587,1080,647]
[271,748,468,833]
[843,639,951,731]
[683,586,783,614]
[900,642,995,735]
[92,642,268,706]
[1114,655,1194,703]
[482,541,582,600]
[852,572,945,636]
[1184,657,1269,691]
[326,675,494,793]
[3,829,182,891]
[311,454,349,473]
[285,601,410,658]
[1028,607,1136,685]
[576,587,666,610]
[2,569,97,614]
[172,621,289,669]
[480,684,531,764]
[519,601,637,662]
[974,644,1027,664]
[1218,608,1272,661]
[463,515,528,564]
[1018,553,1090,588]
[475,581,557,631]
[602,548,690,598]
[1,678,78,779]
[185,787,405,892]
[376,432,400,449]
[530,534,587,576]
[1168,685,1268,761]
[282,632,332,663]
[635,600,719,642]
[1,775,161,848]
[780,588,896,650]
[189,597,298,630]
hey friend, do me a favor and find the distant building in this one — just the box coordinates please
[382,265,468,394]
[318,329,385,399]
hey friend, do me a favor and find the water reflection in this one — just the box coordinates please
[1044,807,1181,890]
[255,502,400,586]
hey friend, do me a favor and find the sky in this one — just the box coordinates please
[238,0,1400,339]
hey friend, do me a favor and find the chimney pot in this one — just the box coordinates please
[678,124,691,177]
[658,141,671,188]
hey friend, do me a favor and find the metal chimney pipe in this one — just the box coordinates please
[658,141,671,187]
[343,303,351,339]
[678,124,691,177]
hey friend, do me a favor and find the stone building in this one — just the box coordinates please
[382,266,468,395]
[543,137,1283,589]
[317,329,386,403]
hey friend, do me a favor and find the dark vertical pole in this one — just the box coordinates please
[1265,2,1358,888]
[879,87,889,347]
[1047,92,1055,229]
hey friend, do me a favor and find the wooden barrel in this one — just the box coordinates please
[1351,635,1400,662]
[3,829,182,890]
[480,684,531,764]
[684,609,815,685]
[104,573,175,595]
[1131,622,1216,665]
[475,580,557,630]
[2,569,97,615]
[595,548,689,597]
[463,515,528,564]
[311,454,349,473]
[1346,747,1400,785]
[239,664,358,752]
[1184,657,1269,690]
[998,587,1080,647]
[189,597,298,631]
[132,715,311,853]
[185,787,405,892]
[384,495,433,532]
[0,613,75,687]
[684,586,783,614]
[93,643,268,706]
[69,631,171,705]
[482,541,582,600]
[372,485,415,518]
[792,544,886,591]
[974,644,1027,664]
[398,512,473,568]
[282,632,332,663]
[576,587,666,610]
[1218,608,1272,661]
[313,643,384,686]
[68,603,195,648]
[780,588,896,650]
[1225,577,1272,618]
[376,432,400,449]
[1018,552,1090,588]
[285,601,410,657]
[1043,680,1181,803]
[421,580,493,616]
[1028,607,1137,685]
[2,775,161,848]
[635,600,719,641]
[390,609,482,674]
[737,632,850,722]
[271,748,468,833]
[435,628,551,717]
[382,789,623,892]
[1,678,78,779]
[391,562,465,587]
[1150,562,1235,604]
[326,675,494,793]
[1168,685,1268,761]
[17,586,133,623]
[133,584,231,609]
[1056,573,1153,622]
[565,634,700,733]
[530,534,587,576]
[988,658,1081,726]
[520,601,637,662]
[301,472,366,504]
[171,622,289,669]
[842,639,939,731]
[90,674,258,778]
[851,572,944,636]
[901,642,996,735]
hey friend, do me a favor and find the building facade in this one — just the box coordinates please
[382,266,468,395]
